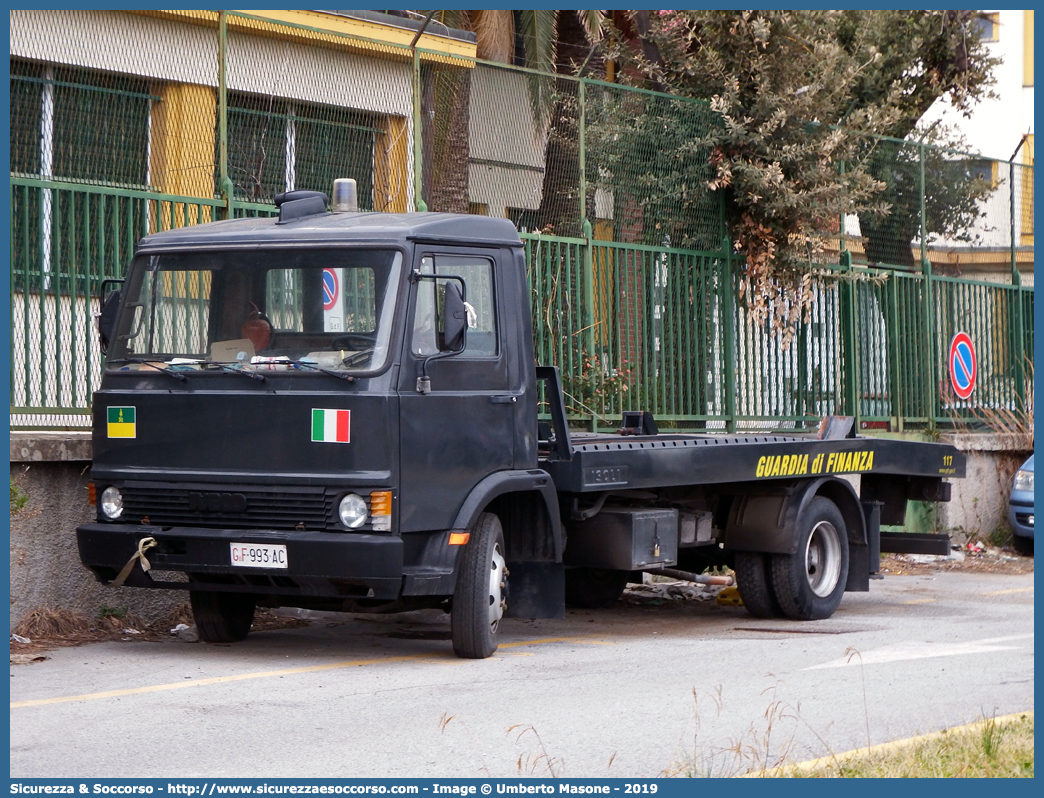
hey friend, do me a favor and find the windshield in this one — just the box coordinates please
[109,249,402,374]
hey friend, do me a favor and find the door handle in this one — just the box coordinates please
[490,395,518,404]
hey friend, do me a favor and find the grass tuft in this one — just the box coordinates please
[769,713,1033,778]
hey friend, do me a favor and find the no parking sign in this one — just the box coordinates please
[322,268,339,311]
[948,331,977,400]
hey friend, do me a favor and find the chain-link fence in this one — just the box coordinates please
[837,137,1035,271]
[8,9,1035,431]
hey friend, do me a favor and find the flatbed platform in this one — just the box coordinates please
[542,431,965,493]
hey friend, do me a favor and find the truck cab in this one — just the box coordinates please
[79,194,560,659]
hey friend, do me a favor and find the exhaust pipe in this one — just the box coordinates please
[646,567,733,586]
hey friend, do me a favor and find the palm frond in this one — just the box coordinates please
[519,9,559,139]
[575,9,605,44]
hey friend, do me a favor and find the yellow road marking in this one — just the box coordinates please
[902,598,936,604]
[10,635,606,709]
[742,711,1034,777]
[981,587,1034,596]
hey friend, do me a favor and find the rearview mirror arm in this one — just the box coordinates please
[409,271,467,394]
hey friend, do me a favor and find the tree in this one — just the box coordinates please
[602,10,999,335]
[420,10,603,218]
[857,124,998,268]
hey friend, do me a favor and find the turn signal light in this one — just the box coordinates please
[370,491,392,531]
[87,483,96,506]
[448,532,470,546]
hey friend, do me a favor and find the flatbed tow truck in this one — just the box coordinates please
[77,187,966,658]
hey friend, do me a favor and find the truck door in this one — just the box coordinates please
[397,251,519,532]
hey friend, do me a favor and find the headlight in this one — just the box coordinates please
[100,486,124,519]
[338,493,368,528]
[1014,469,1034,492]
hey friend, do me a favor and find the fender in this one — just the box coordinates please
[451,468,564,561]
[724,476,866,556]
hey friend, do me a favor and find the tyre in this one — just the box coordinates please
[1012,535,1034,556]
[770,497,849,620]
[452,513,508,659]
[190,590,256,643]
[734,552,784,618]
[564,568,630,609]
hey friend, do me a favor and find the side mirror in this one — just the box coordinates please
[440,281,467,352]
[97,289,122,353]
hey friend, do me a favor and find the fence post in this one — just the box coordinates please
[411,50,426,212]
[886,271,904,431]
[918,143,937,427]
[217,12,233,219]
[581,219,595,360]
[1008,154,1027,411]
[921,264,936,427]
[722,241,737,433]
[918,141,927,270]
[578,79,587,224]
[838,250,857,419]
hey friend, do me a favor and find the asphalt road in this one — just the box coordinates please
[10,569,1034,779]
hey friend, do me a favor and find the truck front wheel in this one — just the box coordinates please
[770,497,849,620]
[452,512,508,659]
[190,590,256,643]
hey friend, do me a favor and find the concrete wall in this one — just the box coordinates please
[937,432,1033,543]
[10,432,184,632]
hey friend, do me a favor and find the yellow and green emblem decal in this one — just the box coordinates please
[107,406,136,438]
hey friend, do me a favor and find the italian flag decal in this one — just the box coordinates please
[312,408,350,443]
[107,406,136,438]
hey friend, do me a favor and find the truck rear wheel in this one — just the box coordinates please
[452,512,508,659]
[564,568,630,609]
[734,552,783,618]
[190,590,256,643]
[770,497,849,620]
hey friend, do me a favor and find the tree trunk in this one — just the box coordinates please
[422,64,471,214]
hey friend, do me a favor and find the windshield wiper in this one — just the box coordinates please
[107,357,189,382]
[205,362,267,382]
[285,360,356,381]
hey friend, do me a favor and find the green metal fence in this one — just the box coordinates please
[8,9,1035,431]
[523,233,1034,432]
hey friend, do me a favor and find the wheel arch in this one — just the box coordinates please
[451,470,563,562]
[809,478,866,551]
[724,477,866,555]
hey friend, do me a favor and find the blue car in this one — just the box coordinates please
[1008,454,1034,555]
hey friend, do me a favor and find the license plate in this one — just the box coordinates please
[230,543,288,569]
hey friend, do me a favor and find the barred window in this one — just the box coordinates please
[9,58,152,187]
[226,91,378,207]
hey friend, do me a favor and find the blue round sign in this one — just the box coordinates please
[322,269,338,311]
[948,331,976,400]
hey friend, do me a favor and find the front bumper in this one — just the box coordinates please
[77,523,405,600]
[1008,500,1034,539]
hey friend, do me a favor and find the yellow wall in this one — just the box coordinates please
[133,10,476,65]
[1024,10,1034,87]
[375,115,411,213]
[149,82,217,228]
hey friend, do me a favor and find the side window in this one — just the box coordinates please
[411,255,497,357]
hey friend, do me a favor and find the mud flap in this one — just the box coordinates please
[504,561,565,619]
[847,501,881,592]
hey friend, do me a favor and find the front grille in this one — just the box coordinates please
[121,481,332,530]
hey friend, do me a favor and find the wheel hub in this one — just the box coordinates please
[487,543,507,632]
[805,521,842,597]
